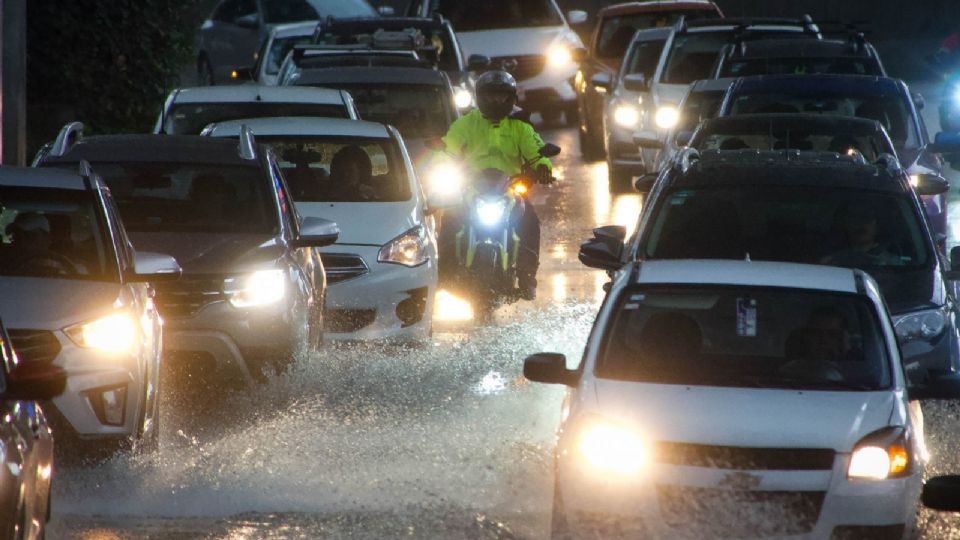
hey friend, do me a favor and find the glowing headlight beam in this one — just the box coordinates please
[613,104,640,128]
[476,199,507,226]
[228,269,286,308]
[453,87,473,109]
[547,44,573,68]
[427,162,464,197]
[66,313,138,354]
[654,105,679,130]
[578,422,649,475]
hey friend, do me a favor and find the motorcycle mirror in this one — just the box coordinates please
[539,143,561,158]
[425,138,446,151]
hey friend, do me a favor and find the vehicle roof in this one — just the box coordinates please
[598,1,720,18]
[0,166,87,191]
[633,259,858,294]
[168,85,346,105]
[43,135,261,166]
[292,66,448,86]
[270,21,318,38]
[732,38,875,59]
[204,116,391,138]
[684,17,816,32]
[672,149,906,192]
[317,16,450,32]
[690,77,736,92]
[702,113,886,133]
[732,74,902,96]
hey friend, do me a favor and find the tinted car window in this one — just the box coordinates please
[437,0,563,32]
[165,103,349,134]
[722,57,883,78]
[305,84,453,139]
[600,285,891,391]
[676,90,725,133]
[597,11,717,59]
[0,186,111,280]
[693,124,890,161]
[92,163,279,235]
[263,136,411,203]
[624,39,667,78]
[261,0,375,24]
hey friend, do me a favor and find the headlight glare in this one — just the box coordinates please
[894,308,947,342]
[226,269,286,308]
[427,162,464,198]
[547,44,573,68]
[453,87,473,109]
[476,199,507,226]
[65,312,138,354]
[613,103,640,128]
[847,427,911,480]
[655,105,680,129]
[848,446,892,480]
[378,226,429,267]
[578,421,649,475]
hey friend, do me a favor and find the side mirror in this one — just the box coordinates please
[674,130,693,147]
[594,224,627,242]
[911,173,950,196]
[579,226,625,270]
[634,172,659,193]
[907,372,960,401]
[128,251,182,282]
[590,72,612,92]
[230,66,254,81]
[539,143,562,158]
[294,217,339,248]
[566,10,588,26]
[377,4,396,16]
[1,362,67,401]
[913,92,925,111]
[923,476,960,511]
[235,13,259,30]
[633,131,663,150]
[523,352,577,386]
[622,73,649,93]
[467,54,491,71]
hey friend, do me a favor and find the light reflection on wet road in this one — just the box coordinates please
[50,85,960,538]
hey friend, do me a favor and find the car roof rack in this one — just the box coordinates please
[238,125,257,160]
[48,121,84,158]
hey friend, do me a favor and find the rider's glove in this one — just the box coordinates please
[535,164,555,185]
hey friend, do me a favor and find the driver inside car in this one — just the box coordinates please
[822,202,903,267]
[328,145,377,202]
[781,306,854,382]
[4,212,78,276]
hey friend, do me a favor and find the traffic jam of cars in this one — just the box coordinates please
[13,0,960,538]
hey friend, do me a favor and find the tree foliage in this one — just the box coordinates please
[28,0,203,134]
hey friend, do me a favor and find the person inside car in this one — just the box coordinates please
[4,212,77,276]
[328,145,377,202]
[822,202,902,267]
[781,306,856,383]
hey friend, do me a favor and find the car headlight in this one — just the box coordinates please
[547,43,573,68]
[476,199,507,226]
[64,312,138,354]
[577,419,650,475]
[426,162,464,198]
[655,105,680,129]
[225,269,286,308]
[848,427,911,480]
[894,307,947,342]
[613,103,640,128]
[453,87,473,109]
[379,226,429,267]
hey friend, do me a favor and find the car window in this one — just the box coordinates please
[643,185,930,270]
[599,285,892,392]
[597,11,716,59]
[100,187,136,273]
[676,90,725,133]
[693,123,889,161]
[722,57,883,78]
[661,31,732,84]
[261,0,376,24]
[260,135,412,203]
[91,163,279,235]
[727,91,920,149]
[623,38,667,78]
[0,186,112,280]
[165,102,350,135]
[437,0,563,32]
[238,0,257,19]
[264,35,313,75]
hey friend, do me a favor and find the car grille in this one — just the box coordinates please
[8,329,60,363]
[325,309,376,333]
[491,54,545,82]
[655,442,836,470]
[321,253,369,284]
[657,486,825,537]
[153,277,226,319]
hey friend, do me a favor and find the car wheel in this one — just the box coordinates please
[197,56,215,86]
[607,163,634,193]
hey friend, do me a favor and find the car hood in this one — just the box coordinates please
[295,201,419,246]
[129,232,282,275]
[456,26,577,59]
[0,277,123,329]
[592,378,896,451]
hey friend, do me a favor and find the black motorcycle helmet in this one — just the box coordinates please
[476,70,518,122]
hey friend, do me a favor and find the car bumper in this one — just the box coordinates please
[557,460,919,539]
[322,245,436,342]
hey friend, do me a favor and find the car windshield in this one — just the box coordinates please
[676,90,726,133]
[265,35,313,75]
[643,185,930,270]
[261,0,375,24]
[317,83,453,139]
[0,186,111,280]
[727,90,919,149]
[437,0,563,31]
[692,122,891,161]
[90,163,279,234]
[165,103,349,135]
[597,11,718,59]
[623,38,667,78]
[662,29,809,84]
[721,56,883,78]
[599,285,891,392]
[262,136,411,202]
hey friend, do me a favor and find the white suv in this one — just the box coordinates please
[525,259,960,539]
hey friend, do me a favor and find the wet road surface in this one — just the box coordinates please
[49,84,960,538]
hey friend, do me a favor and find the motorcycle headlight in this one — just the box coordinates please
[453,87,473,109]
[576,417,650,475]
[379,226,429,267]
[655,105,680,129]
[65,312,138,354]
[225,269,286,308]
[476,199,507,226]
[894,307,947,342]
[613,103,641,128]
[848,427,911,480]
[547,43,573,68]
[426,162,464,198]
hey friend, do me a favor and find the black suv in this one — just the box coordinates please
[581,149,960,378]
[39,126,338,384]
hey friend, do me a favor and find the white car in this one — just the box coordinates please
[154,85,359,135]
[0,165,181,448]
[524,259,959,539]
[407,0,586,124]
[204,117,438,342]
[249,21,316,86]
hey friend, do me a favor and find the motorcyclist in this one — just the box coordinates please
[440,70,554,300]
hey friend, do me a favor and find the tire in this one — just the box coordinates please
[135,377,160,454]
[608,163,634,193]
[197,56,215,86]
